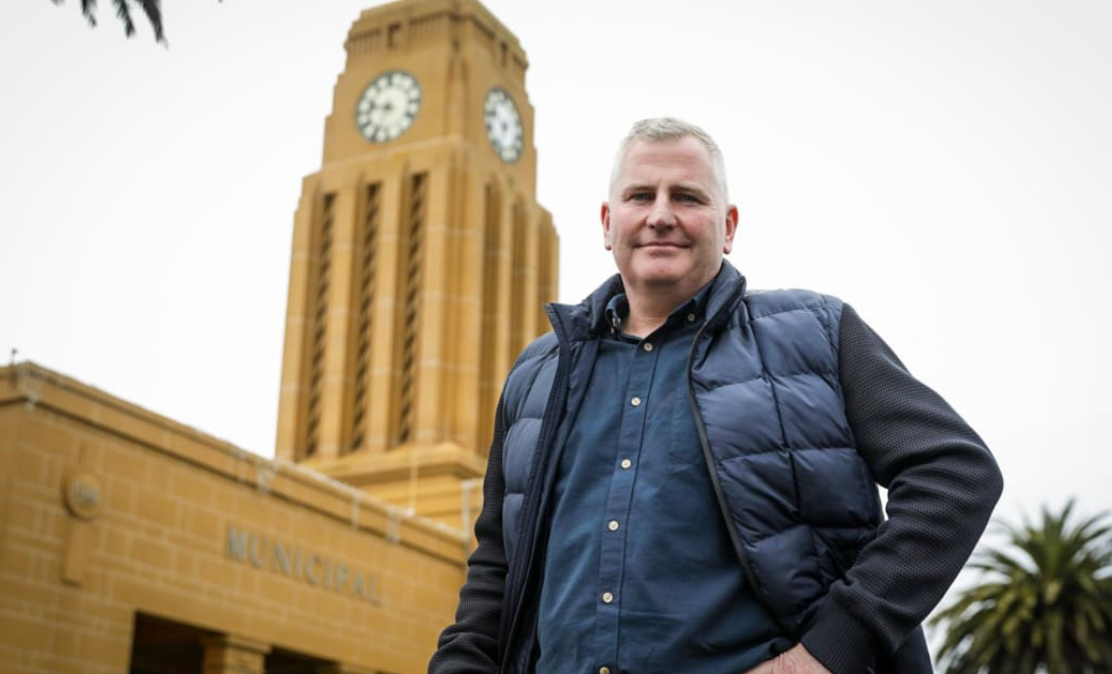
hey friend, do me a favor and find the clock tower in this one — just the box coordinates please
[275,0,558,530]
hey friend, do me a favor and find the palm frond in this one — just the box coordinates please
[933,499,1112,674]
[50,0,206,43]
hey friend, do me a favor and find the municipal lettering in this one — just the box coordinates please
[225,524,382,605]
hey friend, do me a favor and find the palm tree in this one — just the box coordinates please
[931,500,1112,674]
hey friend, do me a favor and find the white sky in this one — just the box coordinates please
[2,0,1110,535]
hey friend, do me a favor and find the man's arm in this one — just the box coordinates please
[427,399,509,674]
[799,304,1004,674]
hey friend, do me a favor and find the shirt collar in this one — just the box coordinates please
[604,294,630,336]
[603,273,719,338]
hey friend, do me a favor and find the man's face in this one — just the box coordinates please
[602,136,738,299]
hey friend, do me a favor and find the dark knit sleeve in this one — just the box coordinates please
[427,398,509,674]
[800,304,1003,674]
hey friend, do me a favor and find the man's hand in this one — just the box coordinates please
[742,644,833,674]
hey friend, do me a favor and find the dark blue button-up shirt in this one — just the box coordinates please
[536,288,781,674]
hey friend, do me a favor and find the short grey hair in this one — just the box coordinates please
[609,117,730,203]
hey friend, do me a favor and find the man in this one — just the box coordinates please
[428,118,1002,674]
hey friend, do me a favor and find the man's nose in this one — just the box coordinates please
[646,194,676,228]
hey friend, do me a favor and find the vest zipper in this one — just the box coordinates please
[685,279,796,639]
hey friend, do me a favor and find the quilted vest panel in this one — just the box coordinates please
[689,289,883,634]
[500,333,560,563]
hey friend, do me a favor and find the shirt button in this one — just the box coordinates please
[602,591,614,603]
[620,459,632,469]
[607,520,620,531]
[600,668,611,674]
[687,313,696,322]
[642,342,653,352]
[631,396,642,407]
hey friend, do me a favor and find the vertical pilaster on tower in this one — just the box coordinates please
[317,186,360,460]
[367,171,405,454]
[276,0,558,532]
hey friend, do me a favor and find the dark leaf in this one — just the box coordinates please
[136,0,165,44]
[81,0,97,27]
[112,0,136,38]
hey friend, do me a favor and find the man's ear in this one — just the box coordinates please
[723,204,739,254]
[601,202,613,251]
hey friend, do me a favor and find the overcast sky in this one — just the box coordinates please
[3,0,1110,534]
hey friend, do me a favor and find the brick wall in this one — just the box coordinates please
[0,364,470,674]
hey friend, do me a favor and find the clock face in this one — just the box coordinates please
[355,71,422,143]
[484,88,523,163]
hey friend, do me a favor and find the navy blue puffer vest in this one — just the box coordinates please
[495,263,893,671]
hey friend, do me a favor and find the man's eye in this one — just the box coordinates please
[629,192,653,201]
[675,193,702,203]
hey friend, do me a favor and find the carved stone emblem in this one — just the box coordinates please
[62,472,102,520]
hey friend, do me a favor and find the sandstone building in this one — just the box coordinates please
[0,0,556,672]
